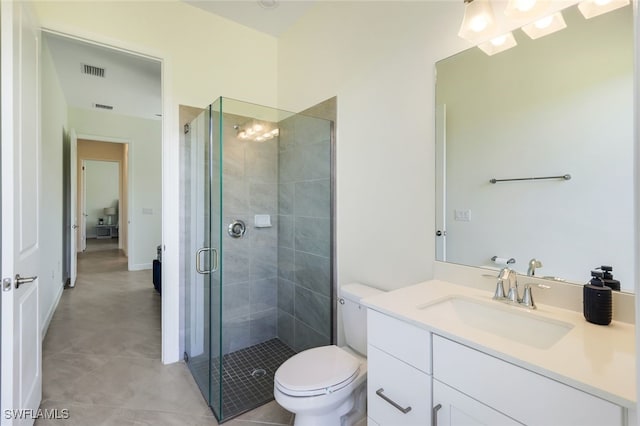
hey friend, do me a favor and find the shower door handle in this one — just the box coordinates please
[195,247,218,274]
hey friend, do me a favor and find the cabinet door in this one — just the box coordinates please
[433,335,623,425]
[433,380,522,426]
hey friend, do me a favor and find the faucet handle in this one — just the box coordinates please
[493,280,506,300]
[521,283,550,309]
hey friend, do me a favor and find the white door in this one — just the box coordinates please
[69,129,78,287]
[1,1,43,424]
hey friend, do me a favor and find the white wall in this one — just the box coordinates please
[40,37,68,335]
[278,2,469,291]
[84,160,119,238]
[34,0,279,363]
[438,6,634,288]
[69,108,161,270]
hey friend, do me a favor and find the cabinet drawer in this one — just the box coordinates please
[368,309,431,373]
[433,335,623,426]
[368,345,431,426]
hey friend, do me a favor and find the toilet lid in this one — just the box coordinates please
[275,346,360,396]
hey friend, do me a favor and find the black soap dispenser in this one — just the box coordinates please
[583,270,612,326]
[598,265,621,292]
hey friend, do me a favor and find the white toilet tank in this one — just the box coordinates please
[340,283,384,356]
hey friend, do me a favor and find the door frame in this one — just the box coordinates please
[76,135,131,269]
[39,27,179,364]
[80,158,122,244]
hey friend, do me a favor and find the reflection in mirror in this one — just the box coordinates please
[435,4,634,291]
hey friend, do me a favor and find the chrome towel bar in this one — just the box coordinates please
[489,174,571,184]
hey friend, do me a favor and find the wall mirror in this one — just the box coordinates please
[435,3,634,291]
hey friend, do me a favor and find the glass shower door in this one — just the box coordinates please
[184,96,334,422]
[184,104,222,416]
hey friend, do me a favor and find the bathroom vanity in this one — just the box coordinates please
[363,280,636,426]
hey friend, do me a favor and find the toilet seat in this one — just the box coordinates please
[275,346,360,397]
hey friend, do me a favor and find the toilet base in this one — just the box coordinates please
[276,378,367,426]
[292,396,353,426]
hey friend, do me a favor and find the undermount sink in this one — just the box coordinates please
[419,296,574,349]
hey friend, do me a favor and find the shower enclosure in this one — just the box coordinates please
[182,97,334,422]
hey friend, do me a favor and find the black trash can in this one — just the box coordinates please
[153,245,161,294]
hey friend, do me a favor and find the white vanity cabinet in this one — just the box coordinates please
[367,308,633,426]
[367,310,432,426]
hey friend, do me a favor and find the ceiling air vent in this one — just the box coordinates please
[93,103,113,110]
[82,64,106,78]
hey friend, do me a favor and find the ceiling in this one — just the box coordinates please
[43,1,313,121]
[44,32,162,121]
[183,0,318,36]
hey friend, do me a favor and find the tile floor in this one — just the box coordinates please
[38,239,293,426]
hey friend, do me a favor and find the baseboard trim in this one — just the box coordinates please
[41,282,64,340]
[129,263,152,271]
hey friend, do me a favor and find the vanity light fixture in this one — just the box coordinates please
[458,0,498,42]
[504,0,549,19]
[521,11,567,39]
[577,0,630,19]
[478,32,518,55]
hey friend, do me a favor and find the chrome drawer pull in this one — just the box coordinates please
[375,388,412,414]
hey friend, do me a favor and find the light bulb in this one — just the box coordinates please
[271,129,279,135]
[253,124,263,132]
[578,0,629,19]
[515,0,537,11]
[521,11,565,39]
[256,136,264,142]
[478,31,517,56]
[458,0,496,42]
[491,35,507,46]
[470,16,489,32]
[263,133,273,139]
[534,15,553,29]
[246,128,255,136]
[238,131,247,139]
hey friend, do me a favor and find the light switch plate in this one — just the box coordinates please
[454,209,471,222]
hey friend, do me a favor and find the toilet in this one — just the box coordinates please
[274,283,383,426]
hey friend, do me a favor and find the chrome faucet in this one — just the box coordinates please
[504,269,520,303]
[494,267,519,302]
[492,266,549,309]
[527,258,543,276]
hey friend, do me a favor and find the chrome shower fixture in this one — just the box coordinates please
[234,121,279,142]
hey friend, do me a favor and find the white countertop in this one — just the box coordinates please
[362,279,636,409]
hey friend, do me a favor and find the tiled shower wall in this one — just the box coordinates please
[276,109,333,352]
[188,100,335,358]
[221,113,279,355]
